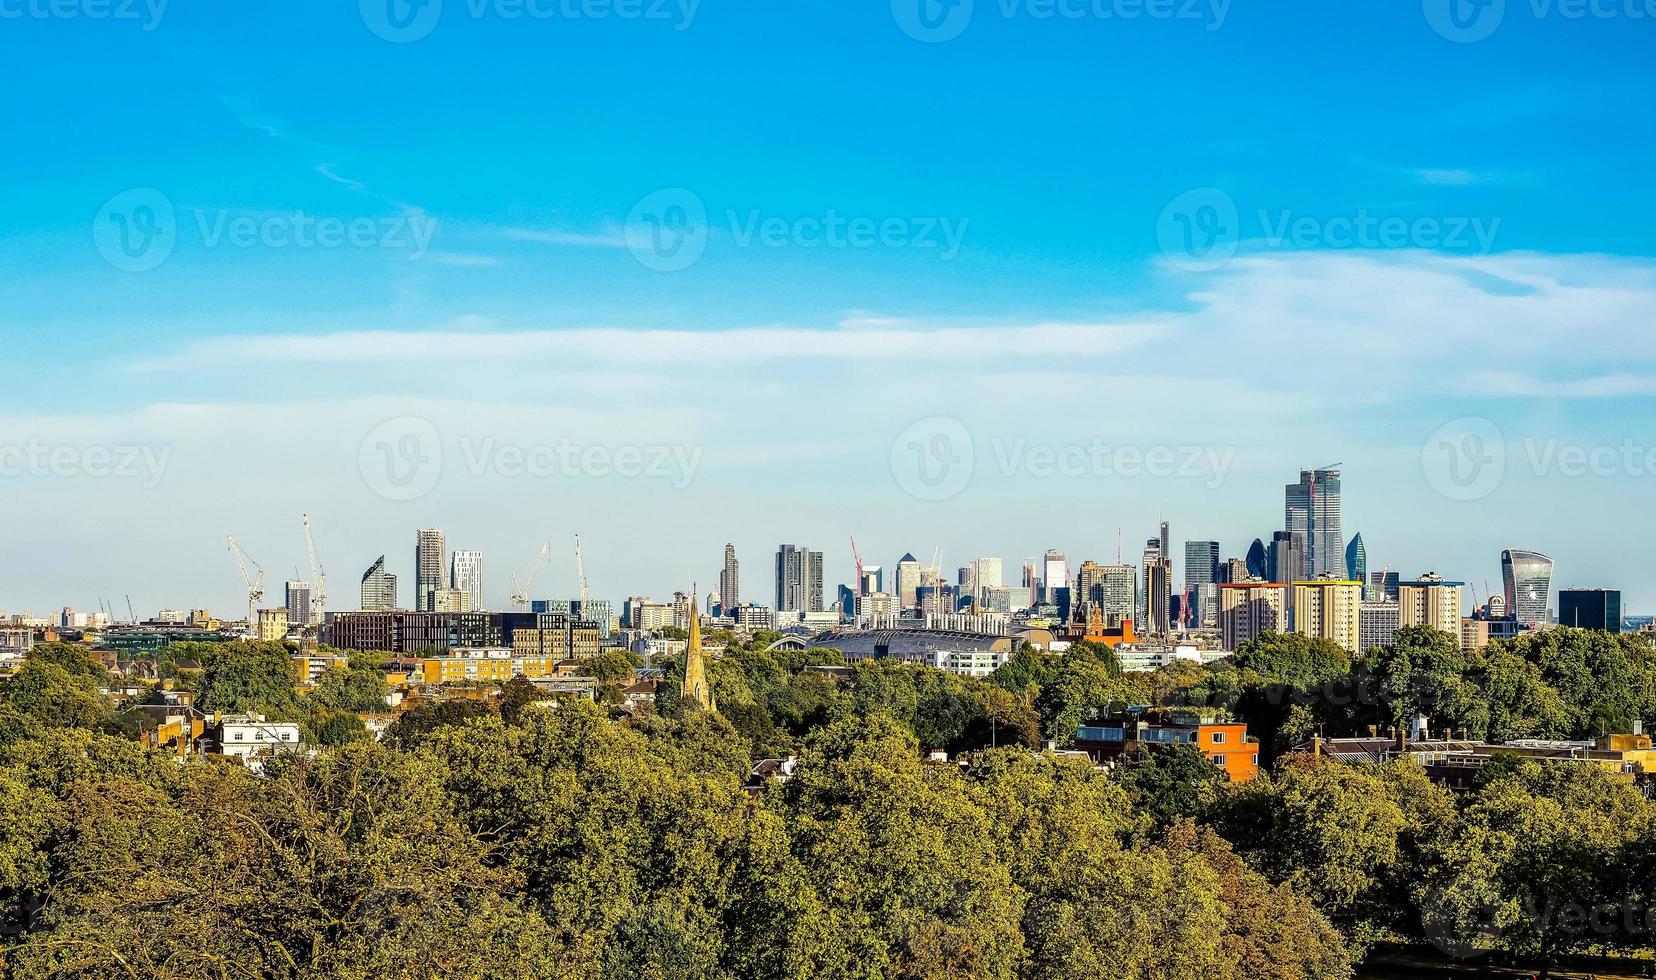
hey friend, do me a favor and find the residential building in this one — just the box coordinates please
[1398,574,1464,634]
[360,555,397,611]
[212,713,302,764]
[1285,467,1343,578]
[733,603,775,629]
[430,588,473,613]
[451,550,484,612]
[1072,708,1259,783]
[1219,582,1287,651]
[1359,600,1400,653]
[1559,588,1622,633]
[416,529,445,611]
[256,607,289,642]
[775,545,823,613]
[1219,557,1250,584]
[284,581,312,627]
[1290,579,1362,654]
[1501,549,1554,627]
[719,543,740,612]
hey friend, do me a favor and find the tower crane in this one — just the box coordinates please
[302,514,327,628]
[511,542,551,609]
[850,535,864,593]
[227,536,265,625]
[575,534,591,607]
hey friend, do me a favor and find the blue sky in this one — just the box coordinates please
[2,0,1655,617]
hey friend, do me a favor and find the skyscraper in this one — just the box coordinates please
[416,529,445,612]
[1501,549,1554,626]
[1268,531,1303,584]
[775,545,824,613]
[1041,550,1069,602]
[1245,538,1268,579]
[896,553,922,611]
[1345,533,1367,596]
[860,565,883,595]
[360,555,397,611]
[1285,468,1343,579]
[285,580,312,627]
[1398,573,1463,633]
[1141,538,1170,634]
[719,543,740,613]
[1183,540,1219,629]
[451,550,484,612]
[1369,570,1400,602]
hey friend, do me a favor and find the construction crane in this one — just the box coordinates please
[227,536,265,625]
[125,595,135,624]
[849,536,864,593]
[574,534,591,607]
[302,514,327,627]
[511,542,551,609]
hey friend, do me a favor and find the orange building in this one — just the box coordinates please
[1073,708,1259,782]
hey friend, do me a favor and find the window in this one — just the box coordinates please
[1252,754,1259,765]
[1212,755,1225,765]
[233,731,244,741]
[1211,731,1227,744]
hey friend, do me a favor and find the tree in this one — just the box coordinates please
[1119,742,1228,830]
[305,665,387,713]
[195,646,299,714]
[1,662,110,731]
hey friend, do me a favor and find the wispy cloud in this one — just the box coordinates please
[503,226,628,248]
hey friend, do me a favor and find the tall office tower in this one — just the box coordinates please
[1245,538,1269,579]
[1077,561,1105,611]
[1398,573,1464,633]
[1182,540,1219,628]
[1022,559,1039,605]
[1219,582,1287,651]
[1141,539,1170,634]
[1096,564,1137,624]
[896,554,922,611]
[360,556,397,611]
[1041,550,1069,602]
[974,557,1004,591]
[1345,533,1368,596]
[285,580,312,627]
[1285,468,1343,578]
[719,543,740,613]
[1220,558,1250,584]
[1370,570,1401,602]
[1501,549,1554,627]
[1268,531,1304,584]
[1558,588,1621,632]
[860,565,883,595]
[451,550,484,612]
[775,545,824,613]
[1290,579,1362,654]
[416,529,446,612]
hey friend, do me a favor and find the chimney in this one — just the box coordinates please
[1637,719,1645,737]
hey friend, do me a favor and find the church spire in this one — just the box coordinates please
[681,586,715,711]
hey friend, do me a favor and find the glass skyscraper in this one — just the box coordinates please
[1345,533,1367,595]
[1500,549,1554,626]
[1285,468,1342,580]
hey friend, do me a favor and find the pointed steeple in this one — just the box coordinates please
[681,587,715,711]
